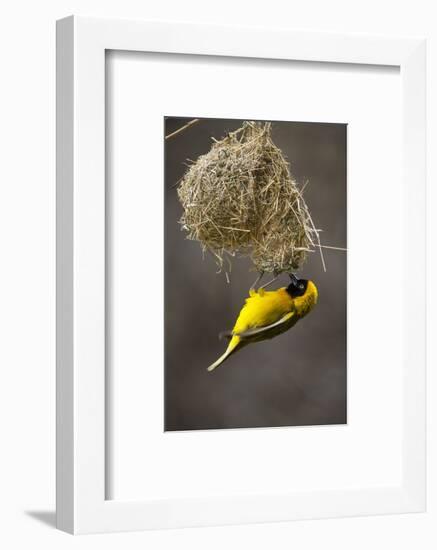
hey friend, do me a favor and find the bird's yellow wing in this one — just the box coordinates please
[232,287,293,335]
[235,311,295,339]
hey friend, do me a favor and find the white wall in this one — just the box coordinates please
[0,1,435,548]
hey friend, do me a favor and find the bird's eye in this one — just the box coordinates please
[299,284,304,290]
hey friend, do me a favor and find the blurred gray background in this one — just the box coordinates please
[164,117,347,431]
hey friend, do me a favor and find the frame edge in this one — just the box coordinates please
[401,38,427,513]
[56,15,75,535]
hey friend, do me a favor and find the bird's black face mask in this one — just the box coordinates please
[286,274,308,298]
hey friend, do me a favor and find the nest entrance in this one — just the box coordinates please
[177,121,323,275]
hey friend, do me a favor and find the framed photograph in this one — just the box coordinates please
[56,16,426,534]
[163,117,347,432]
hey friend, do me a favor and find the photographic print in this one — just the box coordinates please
[164,117,347,431]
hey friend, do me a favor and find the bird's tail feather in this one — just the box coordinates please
[207,337,239,372]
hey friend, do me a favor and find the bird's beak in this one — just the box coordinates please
[289,273,299,284]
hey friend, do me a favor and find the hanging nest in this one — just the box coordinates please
[177,121,323,274]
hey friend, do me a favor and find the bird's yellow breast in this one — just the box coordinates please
[293,280,318,318]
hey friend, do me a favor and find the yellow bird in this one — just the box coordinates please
[207,274,318,372]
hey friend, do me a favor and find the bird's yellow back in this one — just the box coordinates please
[233,287,294,335]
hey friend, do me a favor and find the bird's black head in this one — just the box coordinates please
[286,273,308,298]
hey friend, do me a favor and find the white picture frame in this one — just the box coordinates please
[56,15,426,534]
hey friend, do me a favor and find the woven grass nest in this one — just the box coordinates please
[177,121,323,275]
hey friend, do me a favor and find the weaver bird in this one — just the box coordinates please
[207,274,318,372]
